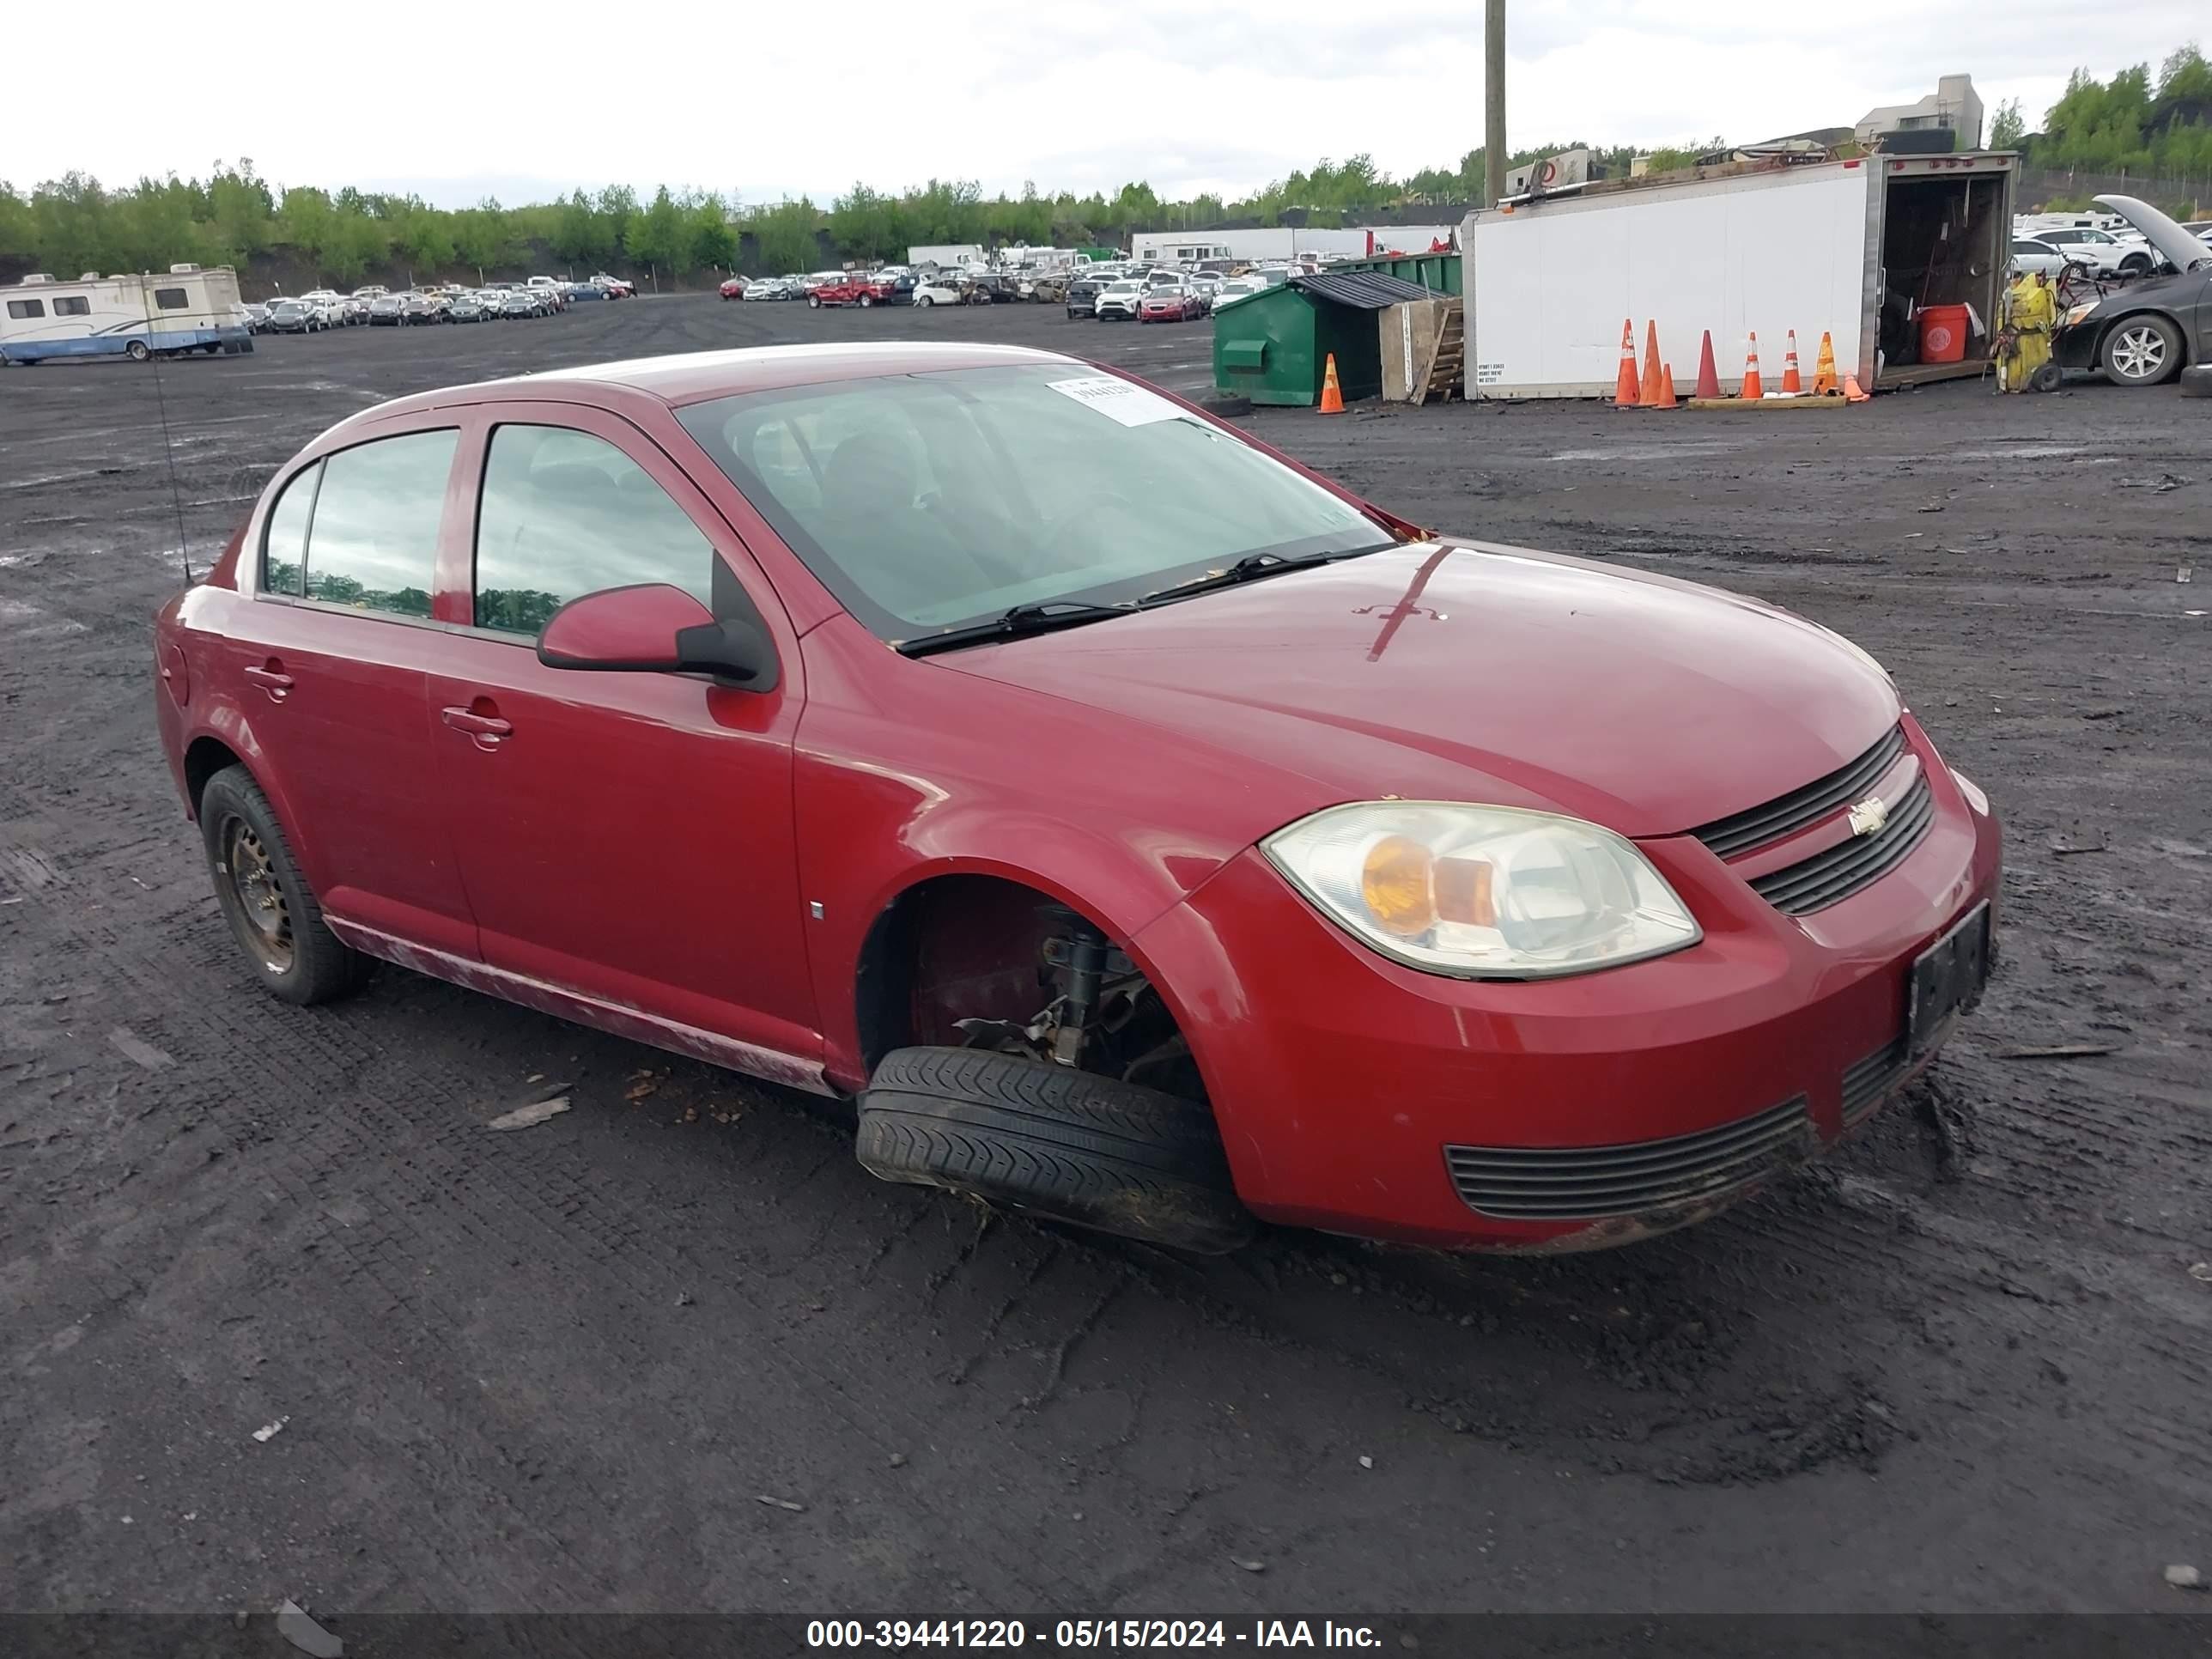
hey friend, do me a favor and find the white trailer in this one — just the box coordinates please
[1,263,250,365]
[1458,151,2017,398]
[1131,227,1376,265]
[908,244,986,270]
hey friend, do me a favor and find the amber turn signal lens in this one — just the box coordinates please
[1360,835,1436,936]
[1433,855,1495,927]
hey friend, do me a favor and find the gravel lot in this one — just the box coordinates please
[3,294,2208,1621]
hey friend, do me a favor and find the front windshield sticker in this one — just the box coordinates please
[1047,376,1188,428]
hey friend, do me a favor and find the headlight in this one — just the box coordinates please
[2063,301,2099,326]
[1261,803,1701,980]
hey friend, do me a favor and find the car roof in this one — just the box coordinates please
[355,343,1081,422]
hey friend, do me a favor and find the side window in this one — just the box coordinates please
[261,463,319,597]
[473,424,718,638]
[301,429,457,617]
[6,299,46,319]
[53,296,90,317]
[155,288,189,310]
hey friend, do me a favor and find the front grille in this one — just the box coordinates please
[1749,773,1935,915]
[1445,1096,1812,1221]
[1841,1036,1911,1127]
[1692,726,1907,860]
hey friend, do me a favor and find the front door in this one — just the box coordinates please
[423,405,820,1073]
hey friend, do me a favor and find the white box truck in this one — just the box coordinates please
[1458,151,2017,398]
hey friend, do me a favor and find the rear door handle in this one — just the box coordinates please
[244,664,293,701]
[441,706,513,742]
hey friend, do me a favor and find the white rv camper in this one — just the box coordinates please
[0,264,251,365]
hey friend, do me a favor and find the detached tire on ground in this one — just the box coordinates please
[857,1047,1255,1254]
[1200,393,1254,417]
[2179,364,2212,399]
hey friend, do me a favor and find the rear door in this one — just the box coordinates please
[422,403,819,1066]
[215,423,477,956]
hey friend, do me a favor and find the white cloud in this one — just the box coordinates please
[4,0,2202,206]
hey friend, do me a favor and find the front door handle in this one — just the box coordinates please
[441,706,514,745]
[244,664,293,702]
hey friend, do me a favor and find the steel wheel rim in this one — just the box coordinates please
[2114,326,2166,380]
[222,817,295,973]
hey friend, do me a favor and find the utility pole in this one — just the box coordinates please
[1484,0,1507,206]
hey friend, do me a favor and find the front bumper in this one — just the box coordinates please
[1132,719,2002,1250]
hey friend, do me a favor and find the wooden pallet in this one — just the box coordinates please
[1415,300,1464,404]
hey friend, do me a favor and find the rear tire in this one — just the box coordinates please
[198,766,370,1006]
[125,340,151,362]
[857,1046,1255,1254]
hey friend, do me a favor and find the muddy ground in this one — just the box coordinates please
[2,295,2208,1624]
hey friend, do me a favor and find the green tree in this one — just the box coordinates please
[747,198,820,274]
[1989,98,2027,151]
[627,185,687,277]
[688,193,737,270]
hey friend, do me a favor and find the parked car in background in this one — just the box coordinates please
[2028,227,2153,277]
[1094,279,1146,320]
[2008,239,2072,278]
[264,300,326,335]
[1065,276,1103,319]
[1139,283,1205,324]
[237,301,271,333]
[499,289,541,318]
[1212,276,1268,309]
[447,293,491,323]
[367,295,407,326]
[911,274,965,307]
[743,277,793,301]
[807,277,870,309]
[589,273,635,297]
[719,276,748,301]
[400,292,448,325]
[2052,193,2212,388]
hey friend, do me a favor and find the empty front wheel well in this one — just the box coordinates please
[854,874,1206,1102]
[183,736,245,813]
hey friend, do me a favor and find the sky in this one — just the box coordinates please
[4,0,2203,208]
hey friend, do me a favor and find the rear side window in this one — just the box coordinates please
[261,464,319,597]
[301,430,458,617]
[155,288,189,310]
[6,299,46,319]
[53,296,90,316]
[472,424,717,637]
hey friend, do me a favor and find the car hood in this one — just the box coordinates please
[2096,192,2212,273]
[940,541,1902,839]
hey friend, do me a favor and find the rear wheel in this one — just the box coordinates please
[916,294,933,307]
[2102,315,2182,386]
[858,1046,1255,1255]
[125,340,151,362]
[198,766,370,1006]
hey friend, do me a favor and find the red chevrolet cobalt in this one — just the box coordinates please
[153,343,1999,1254]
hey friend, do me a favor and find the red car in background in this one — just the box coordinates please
[806,278,868,308]
[1139,284,1205,323]
[718,277,747,301]
[150,342,1999,1259]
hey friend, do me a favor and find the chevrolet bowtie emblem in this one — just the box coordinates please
[1847,795,1890,837]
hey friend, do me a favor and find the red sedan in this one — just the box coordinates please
[718,277,746,301]
[1139,286,1203,323]
[151,343,2000,1255]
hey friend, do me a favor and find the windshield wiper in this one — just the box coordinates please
[896,599,1139,659]
[1139,540,1401,607]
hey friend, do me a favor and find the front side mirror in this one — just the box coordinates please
[536,583,777,690]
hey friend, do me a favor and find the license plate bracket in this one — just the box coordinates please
[1908,901,1992,1057]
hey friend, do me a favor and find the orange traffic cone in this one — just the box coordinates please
[1694,330,1721,399]
[1655,363,1679,410]
[1613,319,1640,407]
[1741,333,1765,401]
[1782,330,1803,394]
[1811,331,1838,395]
[1318,353,1345,414]
[1638,320,1666,407]
[1843,373,1869,404]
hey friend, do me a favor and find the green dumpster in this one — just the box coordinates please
[1334,251,1462,296]
[1211,271,1440,406]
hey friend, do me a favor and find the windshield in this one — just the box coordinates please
[677,364,1390,641]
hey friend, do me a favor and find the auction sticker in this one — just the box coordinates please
[1048,376,1186,427]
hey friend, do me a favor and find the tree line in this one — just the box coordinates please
[3,46,2204,283]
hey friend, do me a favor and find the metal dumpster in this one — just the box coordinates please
[1211,271,1439,406]
[1332,251,1462,295]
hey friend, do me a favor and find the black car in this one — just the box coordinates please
[2051,194,2212,389]
[1065,277,1103,319]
